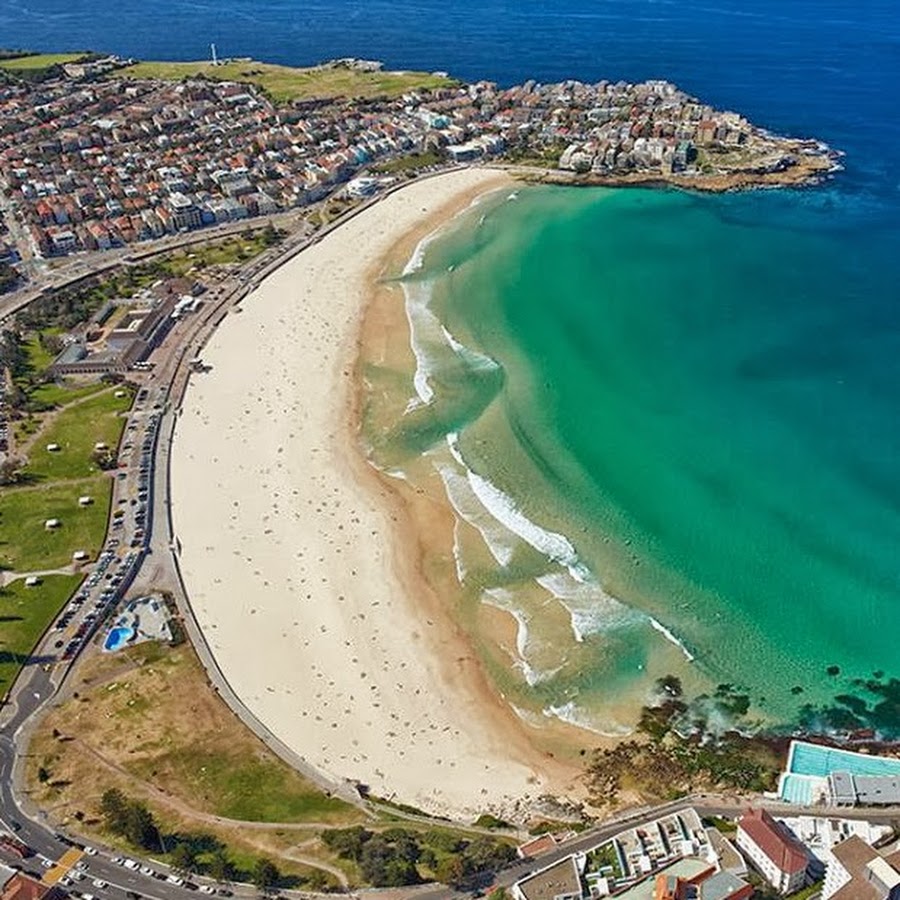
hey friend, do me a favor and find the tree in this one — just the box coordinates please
[320,826,372,861]
[37,766,51,783]
[0,458,23,486]
[434,856,465,888]
[169,842,196,875]
[0,262,19,294]
[122,801,160,850]
[207,850,232,884]
[91,447,117,470]
[462,837,516,876]
[252,858,280,894]
[359,835,419,887]
[100,788,129,834]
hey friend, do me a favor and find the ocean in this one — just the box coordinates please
[6,0,900,735]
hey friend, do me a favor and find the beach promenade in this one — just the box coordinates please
[170,169,563,820]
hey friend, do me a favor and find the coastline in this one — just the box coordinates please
[501,149,838,193]
[170,169,582,821]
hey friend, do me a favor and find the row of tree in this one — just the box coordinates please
[100,788,161,852]
[99,790,283,892]
[320,825,517,888]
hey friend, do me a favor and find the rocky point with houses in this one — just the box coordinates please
[0,56,838,270]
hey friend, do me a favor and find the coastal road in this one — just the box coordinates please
[0,210,308,325]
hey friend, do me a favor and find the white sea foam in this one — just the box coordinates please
[403,281,441,408]
[441,436,696,671]
[402,232,438,276]
[440,324,500,373]
[648,616,695,662]
[543,701,632,737]
[452,518,467,583]
[446,433,586,576]
[511,704,549,729]
[481,588,560,687]
[536,571,642,643]
[436,459,517,567]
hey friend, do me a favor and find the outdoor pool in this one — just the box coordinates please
[103,626,135,652]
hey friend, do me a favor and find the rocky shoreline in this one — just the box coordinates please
[503,144,839,193]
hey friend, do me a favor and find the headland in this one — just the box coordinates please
[0,50,840,274]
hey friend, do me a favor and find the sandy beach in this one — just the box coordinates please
[170,169,578,820]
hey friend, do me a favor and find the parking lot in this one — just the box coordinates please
[49,384,165,663]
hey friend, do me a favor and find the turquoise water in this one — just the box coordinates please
[22,0,899,737]
[104,626,135,652]
[369,182,900,737]
[788,741,900,779]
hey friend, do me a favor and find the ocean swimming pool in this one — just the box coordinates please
[788,741,900,779]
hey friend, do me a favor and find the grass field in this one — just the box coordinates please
[25,387,132,481]
[0,574,83,699]
[28,381,108,409]
[115,59,452,103]
[0,476,111,571]
[163,232,279,276]
[0,53,85,74]
[32,642,364,826]
[22,334,57,375]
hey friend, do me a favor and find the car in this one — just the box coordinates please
[83,846,97,856]
[139,866,154,877]
[40,859,54,869]
[60,877,73,887]
[111,857,124,865]
[215,890,232,897]
[81,893,97,900]
[92,880,108,889]
[165,875,184,886]
[71,871,85,882]
[199,886,216,895]
[75,860,88,870]
[123,858,139,869]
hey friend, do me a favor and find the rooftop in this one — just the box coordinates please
[738,808,808,875]
[829,835,900,900]
[517,858,583,900]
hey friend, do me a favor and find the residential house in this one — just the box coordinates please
[823,836,900,900]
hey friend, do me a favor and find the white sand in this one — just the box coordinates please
[170,170,554,820]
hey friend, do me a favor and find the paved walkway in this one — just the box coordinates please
[0,566,81,587]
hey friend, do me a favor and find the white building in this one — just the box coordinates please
[823,835,900,899]
[736,808,808,894]
[778,815,892,872]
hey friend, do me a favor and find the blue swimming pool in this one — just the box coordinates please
[788,740,900,779]
[104,626,135,652]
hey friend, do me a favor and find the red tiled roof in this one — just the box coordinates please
[1,873,55,900]
[738,808,807,875]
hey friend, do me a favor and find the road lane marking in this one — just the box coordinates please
[43,846,82,883]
